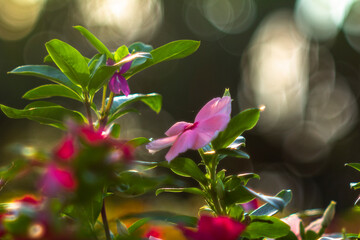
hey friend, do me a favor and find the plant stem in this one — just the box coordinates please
[84,91,93,128]
[99,91,115,128]
[100,86,107,114]
[101,200,111,240]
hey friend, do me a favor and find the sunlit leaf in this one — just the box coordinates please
[23,84,83,102]
[45,39,90,88]
[250,189,292,216]
[212,108,260,150]
[242,216,290,239]
[74,25,113,59]
[156,187,205,196]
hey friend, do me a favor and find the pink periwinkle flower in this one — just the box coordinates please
[180,215,246,240]
[242,199,259,212]
[54,135,77,161]
[40,164,77,197]
[146,96,231,161]
[108,57,132,96]
[144,227,163,240]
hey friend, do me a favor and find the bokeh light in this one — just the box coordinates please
[76,0,163,46]
[0,0,46,41]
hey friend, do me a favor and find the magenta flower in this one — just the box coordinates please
[109,60,132,96]
[146,96,231,161]
[180,215,246,240]
[54,135,76,161]
[40,164,77,197]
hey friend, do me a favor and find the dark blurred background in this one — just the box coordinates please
[1,0,360,218]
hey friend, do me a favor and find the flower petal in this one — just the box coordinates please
[195,96,231,123]
[109,73,121,94]
[165,130,197,161]
[118,75,130,96]
[146,135,178,154]
[119,59,132,74]
[165,121,193,136]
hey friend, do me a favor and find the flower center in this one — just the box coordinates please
[184,122,199,132]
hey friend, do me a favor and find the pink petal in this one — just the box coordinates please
[118,75,130,96]
[195,96,231,123]
[146,135,178,154]
[40,165,77,196]
[165,121,193,136]
[281,214,301,239]
[109,73,121,94]
[54,135,76,161]
[119,55,132,74]
[165,130,197,161]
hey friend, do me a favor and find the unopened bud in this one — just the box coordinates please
[322,201,336,228]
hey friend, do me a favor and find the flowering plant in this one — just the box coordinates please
[0,25,346,240]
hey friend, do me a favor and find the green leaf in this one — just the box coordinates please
[0,101,87,129]
[124,40,200,79]
[242,216,290,239]
[9,65,82,94]
[74,25,112,59]
[167,157,207,185]
[88,64,118,95]
[345,163,360,172]
[122,211,197,227]
[45,39,90,88]
[89,54,106,76]
[350,182,360,190]
[216,148,250,159]
[108,123,121,138]
[127,218,150,234]
[244,186,286,213]
[235,173,260,185]
[212,108,260,150]
[114,45,130,62]
[127,137,150,147]
[108,93,162,123]
[115,170,168,197]
[23,84,83,102]
[250,189,292,216]
[108,109,139,124]
[224,182,255,205]
[128,42,153,68]
[156,187,205,196]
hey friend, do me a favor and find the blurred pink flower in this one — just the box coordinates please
[40,164,77,196]
[180,215,246,240]
[146,96,231,161]
[242,199,259,212]
[54,135,76,161]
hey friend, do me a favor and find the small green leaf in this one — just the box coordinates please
[124,40,200,79]
[108,109,139,124]
[242,216,290,239]
[245,186,286,213]
[108,123,121,138]
[216,148,250,159]
[116,170,168,197]
[235,173,260,185]
[127,137,150,147]
[156,187,205,196]
[122,211,197,227]
[128,42,153,68]
[114,45,130,62]
[0,102,87,130]
[88,64,118,94]
[23,84,83,102]
[345,163,360,172]
[89,54,106,76]
[212,108,260,150]
[127,218,150,234]
[108,93,162,123]
[9,65,82,94]
[45,39,90,88]
[168,157,207,185]
[350,182,360,190]
[74,25,113,59]
[224,182,255,205]
[250,189,292,216]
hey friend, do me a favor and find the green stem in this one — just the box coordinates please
[83,91,93,128]
[101,200,111,240]
[99,91,115,128]
[100,86,107,114]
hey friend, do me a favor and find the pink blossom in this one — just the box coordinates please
[54,135,76,161]
[180,215,246,240]
[108,57,132,96]
[146,96,231,161]
[40,164,77,196]
[242,199,259,212]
